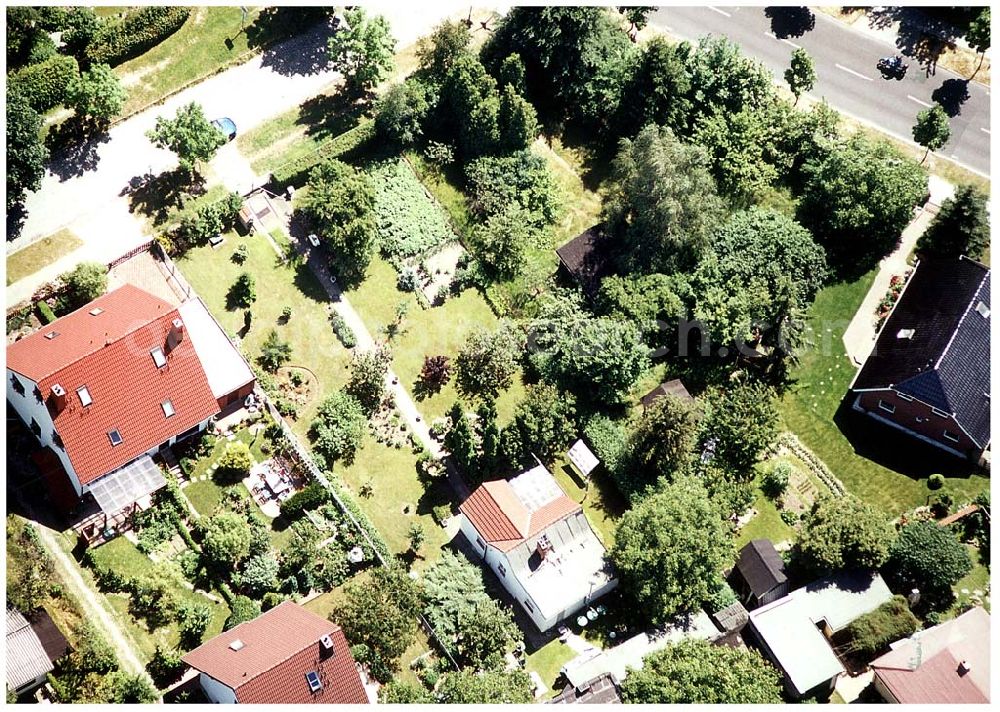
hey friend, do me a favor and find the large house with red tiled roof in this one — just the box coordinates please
[6,285,254,517]
[459,464,618,631]
[870,606,989,704]
[182,601,372,704]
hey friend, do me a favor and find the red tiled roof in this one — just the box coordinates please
[460,477,582,552]
[7,285,174,382]
[871,606,990,704]
[182,601,368,705]
[8,285,220,486]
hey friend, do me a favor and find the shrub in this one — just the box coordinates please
[60,261,107,311]
[432,504,452,526]
[424,141,454,166]
[258,329,291,372]
[310,391,367,465]
[216,442,253,482]
[280,305,293,321]
[930,492,953,519]
[271,120,375,188]
[225,595,261,630]
[232,243,249,264]
[229,272,256,308]
[927,474,945,490]
[885,520,972,609]
[705,575,738,612]
[37,300,57,324]
[762,462,792,500]
[279,482,332,520]
[146,646,185,688]
[780,509,798,526]
[261,592,287,611]
[8,54,79,113]
[331,313,357,348]
[397,266,420,292]
[86,6,190,66]
[842,595,919,656]
[464,150,561,228]
[176,192,243,251]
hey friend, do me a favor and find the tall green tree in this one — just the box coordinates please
[60,262,107,310]
[502,383,577,465]
[678,35,775,129]
[7,90,49,211]
[885,521,972,609]
[611,477,735,624]
[916,184,990,260]
[455,323,524,399]
[605,124,726,274]
[693,106,779,204]
[795,495,894,574]
[444,402,478,475]
[201,512,253,570]
[617,36,692,137]
[374,79,429,149]
[469,204,536,280]
[784,47,816,104]
[327,7,395,95]
[300,158,377,286]
[346,345,391,415]
[621,394,701,500]
[700,381,778,474]
[67,63,127,124]
[146,102,225,177]
[912,104,951,163]
[622,639,782,703]
[416,19,472,85]
[797,134,926,275]
[497,83,539,153]
[966,8,990,76]
[310,390,366,466]
[334,567,422,681]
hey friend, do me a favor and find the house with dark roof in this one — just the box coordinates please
[6,285,255,523]
[729,539,790,609]
[6,608,68,697]
[555,225,615,296]
[549,673,622,704]
[870,606,989,704]
[459,464,618,631]
[849,256,990,461]
[181,601,371,704]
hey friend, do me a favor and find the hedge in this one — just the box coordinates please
[278,482,331,521]
[330,313,357,348]
[36,300,57,324]
[842,595,919,656]
[86,6,190,67]
[9,54,79,113]
[271,120,375,189]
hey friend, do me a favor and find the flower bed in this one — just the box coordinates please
[875,271,912,331]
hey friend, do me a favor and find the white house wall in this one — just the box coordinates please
[197,671,238,704]
[6,369,82,495]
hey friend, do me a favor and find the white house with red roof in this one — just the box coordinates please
[459,464,618,632]
[6,284,254,518]
[182,601,372,704]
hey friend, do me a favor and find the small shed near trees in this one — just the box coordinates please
[639,379,693,411]
[555,225,615,296]
[729,539,790,610]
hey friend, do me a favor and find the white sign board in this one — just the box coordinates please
[567,439,599,477]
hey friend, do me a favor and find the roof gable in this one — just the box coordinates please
[182,602,367,704]
[735,539,787,596]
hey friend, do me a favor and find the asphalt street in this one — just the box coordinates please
[649,6,990,176]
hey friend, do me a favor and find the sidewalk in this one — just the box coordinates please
[841,176,955,366]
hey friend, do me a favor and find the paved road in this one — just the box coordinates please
[648,6,990,176]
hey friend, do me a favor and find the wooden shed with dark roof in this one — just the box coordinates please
[555,225,615,296]
[639,379,693,411]
[729,539,789,609]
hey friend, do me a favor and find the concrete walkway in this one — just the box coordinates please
[842,176,955,365]
[835,669,874,703]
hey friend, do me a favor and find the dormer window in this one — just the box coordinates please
[162,400,175,418]
[151,347,167,368]
[77,386,93,407]
[896,328,915,340]
[108,429,123,446]
[975,301,990,318]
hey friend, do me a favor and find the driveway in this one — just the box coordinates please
[8,3,473,305]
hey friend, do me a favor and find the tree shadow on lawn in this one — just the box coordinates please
[248,9,332,76]
[126,168,206,227]
[832,397,978,481]
[296,91,363,140]
[45,117,112,182]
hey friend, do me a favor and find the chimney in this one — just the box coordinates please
[50,383,67,413]
[319,634,335,658]
[166,318,185,351]
[958,660,971,675]
[536,534,553,561]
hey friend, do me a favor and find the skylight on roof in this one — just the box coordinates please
[305,671,322,693]
[44,331,60,340]
[77,386,92,407]
[162,400,175,418]
[108,429,123,446]
[896,328,915,340]
[89,307,104,316]
[975,301,990,318]
[151,346,166,368]
[229,639,245,651]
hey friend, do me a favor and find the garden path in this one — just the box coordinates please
[31,521,153,685]
[841,194,943,365]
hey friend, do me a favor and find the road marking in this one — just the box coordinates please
[907,95,934,108]
[765,31,801,49]
[835,63,873,81]
[981,127,991,135]
[707,6,731,17]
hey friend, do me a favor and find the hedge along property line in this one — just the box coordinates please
[771,431,847,497]
[86,6,191,67]
[8,54,79,113]
[269,119,376,189]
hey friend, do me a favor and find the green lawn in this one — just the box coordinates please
[525,639,577,700]
[550,459,625,549]
[946,544,990,619]
[336,434,453,570]
[87,537,230,661]
[6,228,82,285]
[345,257,526,425]
[115,6,262,117]
[779,271,989,514]
[735,488,795,550]
[178,230,353,437]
